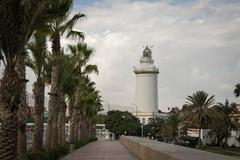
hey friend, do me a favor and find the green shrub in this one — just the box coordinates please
[27,145,69,160]
[27,138,97,160]
[27,149,50,160]
[74,141,85,149]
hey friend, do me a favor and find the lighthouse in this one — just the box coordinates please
[134,46,159,124]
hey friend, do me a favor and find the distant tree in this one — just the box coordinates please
[234,83,240,98]
[162,112,181,144]
[212,99,239,147]
[144,117,165,140]
[182,91,215,148]
[105,110,141,139]
[95,114,107,124]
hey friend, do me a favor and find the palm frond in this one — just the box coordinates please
[66,30,85,40]
[83,65,99,75]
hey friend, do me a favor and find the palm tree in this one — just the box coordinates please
[56,54,75,146]
[45,0,85,149]
[162,112,181,144]
[182,91,215,148]
[26,32,48,152]
[17,1,72,158]
[214,99,239,147]
[68,43,98,144]
[78,76,102,142]
[234,83,240,98]
[0,1,47,159]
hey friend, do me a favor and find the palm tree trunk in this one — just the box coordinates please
[58,111,63,145]
[57,91,64,146]
[198,124,202,148]
[0,65,21,160]
[51,102,59,148]
[45,33,60,149]
[72,85,81,143]
[16,51,27,160]
[78,120,82,141]
[32,80,45,152]
[80,119,86,144]
[69,103,74,143]
[223,125,229,147]
[68,104,75,152]
[62,101,67,145]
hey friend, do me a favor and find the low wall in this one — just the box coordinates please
[120,136,239,160]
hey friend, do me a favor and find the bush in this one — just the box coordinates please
[27,149,50,160]
[27,137,97,160]
[27,145,69,160]
[74,141,86,149]
[90,136,98,142]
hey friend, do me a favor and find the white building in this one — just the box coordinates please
[134,47,159,124]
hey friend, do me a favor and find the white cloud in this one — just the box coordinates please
[69,0,240,111]
[217,84,233,91]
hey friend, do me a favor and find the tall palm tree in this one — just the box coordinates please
[68,43,98,144]
[0,1,47,159]
[214,99,239,147]
[56,54,75,146]
[26,32,48,152]
[17,1,72,158]
[234,83,240,98]
[45,0,85,149]
[182,91,215,148]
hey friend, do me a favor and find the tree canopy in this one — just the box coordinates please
[105,110,141,138]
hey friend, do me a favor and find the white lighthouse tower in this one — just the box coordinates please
[134,46,159,124]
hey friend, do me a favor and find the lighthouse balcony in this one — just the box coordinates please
[134,63,159,74]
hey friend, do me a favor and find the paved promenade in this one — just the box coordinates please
[61,139,137,160]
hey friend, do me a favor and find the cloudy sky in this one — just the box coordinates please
[1,0,239,112]
[69,0,240,112]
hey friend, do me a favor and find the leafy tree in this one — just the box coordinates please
[95,114,107,124]
[182,91,215,148]
[143,117,164,140]
[105,110,141,139]
[234,83,240,98]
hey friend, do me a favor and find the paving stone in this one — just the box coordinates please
[61,139,137,160]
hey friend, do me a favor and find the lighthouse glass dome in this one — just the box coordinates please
[134,47,159,124]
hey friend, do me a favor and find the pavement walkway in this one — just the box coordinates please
[61,139,137,160]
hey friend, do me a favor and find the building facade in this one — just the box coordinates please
[134,47,159,124]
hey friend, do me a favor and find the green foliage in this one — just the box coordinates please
[27,149,49,160]
[182,90,215,128]
[74,141,87,149]
[27,145,69,160]
[74,137,97,149]
[143,117,165,140]
[182,91,216,147]
[234,83,240,98]
[95,114,107,124]
[105,110,141,138]
[210,99,239,146]
[162,112,181,143]
[27,137,98,160]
